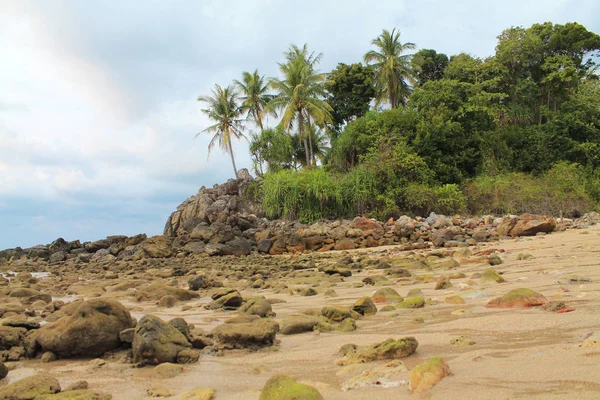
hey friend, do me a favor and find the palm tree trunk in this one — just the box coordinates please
[307,119,315,167]
[299,112,310,167]
[227,137,239,179]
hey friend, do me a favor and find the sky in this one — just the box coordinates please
[1,0,599,249]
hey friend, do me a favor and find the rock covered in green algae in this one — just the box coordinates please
[279,316,320,335]
[132,315,191,366]
[352,297,377,316]
[40,389,113,399]
[321,306,360,322]
[450,336,475,346]
[258,375,323,400]
[340,337,418,365]
[0,374,61,399]
[397,296,425,309]
[486,288,547,308]
[238,297,273,318]
[371,287,403,304]
[36,299,135,358]
[480,268,505,283]
[409,356,450,393]
[336,318,357,332]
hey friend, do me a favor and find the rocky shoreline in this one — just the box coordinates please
[3,176,599,268]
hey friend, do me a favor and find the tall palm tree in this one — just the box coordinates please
[234,70,273,131]
[364,28,416,108]
[196,84,246,179]
[266,44,333,167]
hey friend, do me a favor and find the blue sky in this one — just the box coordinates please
[1,0,599,249]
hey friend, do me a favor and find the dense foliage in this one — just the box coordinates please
[197,22,600,220]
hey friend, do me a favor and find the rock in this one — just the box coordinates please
[341,337,419,364]
[393,216,415,237]
[450,336,475,346]
[486,288,547,308]
[431,228,457,247]
[258,375,323,400]
[488,253,503,266]
[139,236,173,258]
[336,318,357,332]
[212,319,279,349]
[371,288,403,304]
[119,328,135,344]
[183,241,206,254]
[0,326,26,350]
[41,351,58,363]
[49,251,67,263]
[481,268,505,283]
[188,275,215,291]
[0,374,61,398]
[323,267,352,277]
[324,289,338,298]
[334,238,356,251]
[511,215,556,237]
[352,297,377,316]
[147,386,174,398]
[434,279,452,290]
[496,216,518,236]
[152,363,184,379]
[135,282,199,302]
[178,387,216,400]
[239,298,272,318]
[279,316,320,335]
[158,295,177,308]
[204,291,243,310]
[445,295,465,304]
[409,356,450,393]
[176,348,200,364]
[0,361,6,379]
[132,315,192,366]
[321,306,360,322]
[220,237,252,256]
[257,239,273,253]
[40,390,112,399]
[298,288,318,296]
[36,299,135,358]
[397,296,425,309]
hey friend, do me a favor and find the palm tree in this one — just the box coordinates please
[196,84,246,179]
[364,28,416,108]
[266,44,333,167]
[234,70,273,131]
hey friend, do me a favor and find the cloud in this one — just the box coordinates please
[0,0,598,248]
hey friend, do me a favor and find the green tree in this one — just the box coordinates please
[325,63,376,131]
[249,125,293,175]
[266,44,333,167]
[412,49,449,86]
[364,28,416,108]
[196,84,246,179]
[234,69,273,131]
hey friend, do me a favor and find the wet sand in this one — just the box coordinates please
[3,226,600,399]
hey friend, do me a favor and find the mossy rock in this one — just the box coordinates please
[239,297,272,318]
[486,288,547,308]
[336,318,356,333]
[352,297,377,316]
[380,305,396,312]
[342,337,418,364]
[517,253,534,260]
[480,269,505,283]
[371,288,403,304]
[409,356,450,393]
[279,316,320,335]
[0,374,61,399]
[434,279,452,290]
[444,295,465,304]
[321,306,360,322]
[259,375,323,400]
[204,291,243,310]
[397,296,425,309]
[431,259,460,270]
[151,363,184,379]
[132,315,191,366]
[450,336,475,346]
[212,319,279,349]
[324,289,338,298]
[406,288,423,297]
[135,282,198,302]
[488,253,503,266]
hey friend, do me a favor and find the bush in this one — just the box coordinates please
[463,162,593,215]
[403,183,466,216]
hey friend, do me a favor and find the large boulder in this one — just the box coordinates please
[0,326,26,350]
[393,216,415,238]
[132,315,192,366]
[511,215,556,237]
[139,236,173,258]
[486,288,547,308]
[220,237,252,256]
[36,299,135,358]
[135,282,199,302]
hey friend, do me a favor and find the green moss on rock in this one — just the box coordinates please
[259,375,323,400]
[397,296,425,309]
